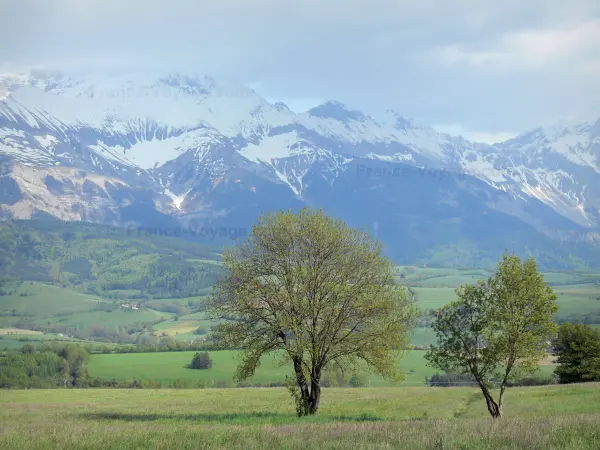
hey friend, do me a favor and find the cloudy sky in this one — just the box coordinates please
[1,0,599,142]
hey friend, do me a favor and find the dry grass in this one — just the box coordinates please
[0,328,43,335]
[157,322,200,336]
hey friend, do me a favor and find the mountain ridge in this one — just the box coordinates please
[1,70,599,268]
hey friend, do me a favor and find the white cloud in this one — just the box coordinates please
[439,19,600,70]
[435,125,517,144]
[1,0,599,135]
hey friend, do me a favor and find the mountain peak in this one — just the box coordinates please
[308,100,366,122]
[273,102,291,112]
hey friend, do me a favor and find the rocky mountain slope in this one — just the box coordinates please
[0,70,598,267]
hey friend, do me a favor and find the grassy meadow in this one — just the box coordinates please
[1,384,600,449]
[86,349,555,388]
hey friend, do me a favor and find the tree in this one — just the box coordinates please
[190,351,212,370]
[21,343,35,355]
[208,208,416,416]
[53,344,90,386]
[553,323,600,383]
[426,254,557,418]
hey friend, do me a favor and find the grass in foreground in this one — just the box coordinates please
[1,384,599,449]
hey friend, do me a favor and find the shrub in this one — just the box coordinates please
[20,343,35,355]
[426,372,478,387]
[507,375,556,386]
[553,323,600,383]
[349,374,367,387]
[190,352,212,370]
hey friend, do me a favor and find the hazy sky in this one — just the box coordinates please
[1,0,599,142]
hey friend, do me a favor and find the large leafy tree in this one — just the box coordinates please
[553,323,600,383]
[208,208,416,416]
[426,254,557,418]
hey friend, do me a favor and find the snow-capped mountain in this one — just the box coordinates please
[1,70,598,267]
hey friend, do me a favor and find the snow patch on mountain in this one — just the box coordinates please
[1,70,598,230]
[459,152,507,183]
[239,132,299,164]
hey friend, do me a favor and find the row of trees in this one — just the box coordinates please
[0,343,89,388]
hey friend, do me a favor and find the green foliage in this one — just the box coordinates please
[553,323,600,383]
[426,372,478,387]
[189,352,212,370]
[425,371,556,388]
[20,343,35,355]
[0,343,90,388]
[426,253,558,418]
[284,375,306,417]
[0,220,220,300]
[348,374,367,387]
[209,208,416,415]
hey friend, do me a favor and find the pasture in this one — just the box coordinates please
[1,384,599,449]
[87,349,555,387]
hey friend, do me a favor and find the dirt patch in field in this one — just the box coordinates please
[0,328,43,335]
[160,323,200,336]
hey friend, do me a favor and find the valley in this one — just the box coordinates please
[2,2,600,448]
[1,220,599,388]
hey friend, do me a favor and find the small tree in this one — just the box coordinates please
[426,254,557,418]
[208,208,416,416]
[190,351,212,370]
[21,343,35,355]
[348,374,367,387]
[553,323,600,383]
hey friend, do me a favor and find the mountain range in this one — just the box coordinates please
[1,70,599,268]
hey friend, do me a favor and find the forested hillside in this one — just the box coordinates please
[0,219,223,299]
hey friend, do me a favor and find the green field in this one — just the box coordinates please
[87,349,554,387]
[0,283,101,321]
[0,331,94,350]
[409,327,438,346]
[554,284,600,317]
[396,266,600,288]
[2,267,599,350]
[1,384,599,449]
[411,287,457,309]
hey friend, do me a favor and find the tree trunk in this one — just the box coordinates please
[484,391,502,418]
[291,358,322,416]
[307,376,321,415]
[292,358,310,416]
[478,381,502,419]
[497,385,506,418]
